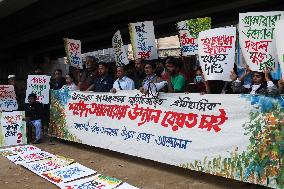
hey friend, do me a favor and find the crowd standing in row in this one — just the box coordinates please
[6,55,284,144]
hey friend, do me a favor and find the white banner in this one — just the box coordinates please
[64,38,83,69]
[275,20,284,79]
[25,75,51,104]
[129,21,158,60]
[198,27,236,81]
[0,111,26,147]
[112,30,129,66]
[239,11,284,71]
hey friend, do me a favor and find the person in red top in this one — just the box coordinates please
[188,68,209,94]
[78,56,98,91]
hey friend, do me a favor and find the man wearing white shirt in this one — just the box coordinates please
[110,66,135,93]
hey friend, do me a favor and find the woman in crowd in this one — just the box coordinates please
[61,73,79,91]
[188,68,209,94]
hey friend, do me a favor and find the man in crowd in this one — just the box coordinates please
[8,74,25,106]
[133,58,146,89]
[21,93,44,144]
[110,66,135,93]
[50,69,66,90]
[78,56,98,91]
[95,62,114,92]
[165,57,186,93]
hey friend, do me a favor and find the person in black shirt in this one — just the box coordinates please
[94,62,114,92]
[21,93,44,144]
[50,69,66,90]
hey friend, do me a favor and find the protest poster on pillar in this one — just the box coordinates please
[51,89,284,188]
[112,30,129,66]
[177,17,211,56]
[64,38,83,69]
[0,111,26,147]
[239,11,284,71]
[198,27,236,81]
[0,85,18,111]
[25,75,51,104]
[275,20,284,79]
[129,21,158,60]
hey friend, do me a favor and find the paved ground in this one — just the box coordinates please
[0,139,267,189]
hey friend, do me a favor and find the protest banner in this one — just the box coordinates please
[59,174,122,189]
[25,75,51,104]
[0,111,26,147]
[275,20,284,79]
[129,21,158,60]
[50,90,284,189]
[177,17,211,56]
[0,85,18,111]
[198,27,236,81]
[41,163,96,186]
[64,38,83,69]
[112,30,129,66]
[239,11,284,71]
[117,183,139,189]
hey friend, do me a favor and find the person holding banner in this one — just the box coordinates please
[51,69,66,90]
[140,61,165,94]
[188,68,209,94]
[78,56,98,91]
[110,66,135,93]
[95,62,114,92]
[134,58,146,89]
[165,57,186,93]
[230,68,278,95]
[21,93,44,144]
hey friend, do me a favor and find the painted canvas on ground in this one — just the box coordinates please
[177,17,211,56]
[50,90,284,188]
[116,183,140,189]
[19,150,55,163]
[198,27,236,81]
[0,85,18,111]
[129,21,158,60]
[0,111,26,147]
[25,75,51,104]
[239,11,284,71]
[22,156,74,174]
[59,174,122,189]
[41,162,96,185]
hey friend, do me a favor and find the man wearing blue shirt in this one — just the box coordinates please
[95,62,114,92]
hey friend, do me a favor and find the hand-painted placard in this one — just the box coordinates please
[41,163,96,185]
[0,85,18,111]
[112,30,129,66]
[116,183,140,189]
[177,17,211,56]
[275,20,284,79]
[22,156,74,174]
[25,75,51,104]
[198,27,236,81]
[129,21,158,60]
[19,150,55,163]
[64,38,83,69]
[59,174,122,189]
[0,111,26,147]
[51,90,284,189]
[239,11,284,71]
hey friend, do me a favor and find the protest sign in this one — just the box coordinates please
[112,30,129,66]
[64,38,83,69]
[0,85,18,111]
[275,19,284,79]
[239,11,284,71]
[198,27,236,81]
[25,75,51,104]
[129,21,158,60]
[177,17,211,56]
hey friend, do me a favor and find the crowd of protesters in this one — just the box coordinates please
[5,55,283,144]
